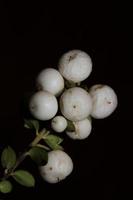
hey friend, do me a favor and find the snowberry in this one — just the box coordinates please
[39,150,73,183]
[58,49,92,83]
[36,68,64,96]
[29,91,58,120]
[51,116,67,133]
[60,87,92,121]
[89,84,118,119]
[66,118,92,140]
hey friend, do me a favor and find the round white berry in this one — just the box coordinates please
[89,84,118,119]
[39,150,73,183]
[51,116,67,133]
[66,118,92,140]
[60,87,92,121]
[29,91,58,120]
[58,50,92,83]
[36,68,64,96]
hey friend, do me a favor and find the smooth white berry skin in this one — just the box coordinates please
[51,116,67,133]
[89,84,118,119]
[60,87,92,122]
[39,150,73,183]
[36,68,64,96]
[58,50,92,83]
[29,91,58,120]
[66,118,92,140]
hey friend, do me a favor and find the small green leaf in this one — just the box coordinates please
[44,135,63,150]
[28,146,48,166]
[24,119,39,133]
[66,120,75,132]
[12,170,35,187]
[65,80,76,88]
[87,116,92,123]
[1,146,16,169]
[0,180,13,193]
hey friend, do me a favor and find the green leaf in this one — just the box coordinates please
[28,146,48,166]
[66,120,75,132]
[12,170,35,187]
[44,135,63,150]
[0,180,13,193]
[24,119,39,133]
[1,146,16,169]
[65,80,76,89]
[87,116,92,123]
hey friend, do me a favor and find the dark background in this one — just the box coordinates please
[0,1,132,199]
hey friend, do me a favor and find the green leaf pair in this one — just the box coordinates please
[0,171,35,193]
[0,146,35,190]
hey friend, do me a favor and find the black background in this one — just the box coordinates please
[0,1,132,199]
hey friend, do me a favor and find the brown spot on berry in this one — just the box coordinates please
[68,53,77,61]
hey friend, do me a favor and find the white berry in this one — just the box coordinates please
[39,150,73,183]
[36,68,64,96]
[29,91,58,120]
[89,84,118,119]
[58,50,92,83]
[51,116,67,133]
[66,118,92,140]
[60,87,92,121]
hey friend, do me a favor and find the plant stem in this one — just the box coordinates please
[30,134,43,147]
[2,130,47,180]
[36,144,50,151]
